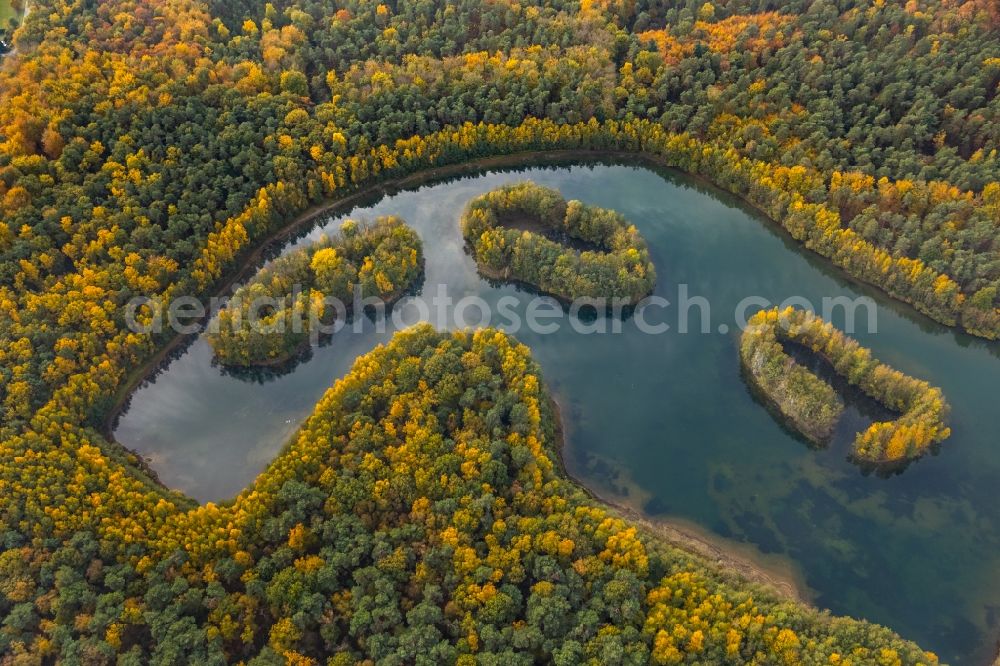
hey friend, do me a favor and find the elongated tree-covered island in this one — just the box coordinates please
[741,307,951,463]
[461,181,656,304]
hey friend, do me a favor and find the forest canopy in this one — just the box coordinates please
[741,307,951,463]
[461,181,656,304]
[208,216,423,366]
[0,324,944,663]
[0,0,995,661]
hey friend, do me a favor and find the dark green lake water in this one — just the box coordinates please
[113,161,1000,664]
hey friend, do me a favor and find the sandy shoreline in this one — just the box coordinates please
[586,483,810,603]
[546,393,812,605]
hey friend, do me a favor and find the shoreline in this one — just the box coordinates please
[103,149,620,438]
[739,353,837,447]
[600,495,810,603]
[210,279,424,371]
[472,261,650,309]
[102,146,989,440]
[98,148,964,613]
[546,393,812,606]
[98,149,935,604]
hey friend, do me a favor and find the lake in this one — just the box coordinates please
[113,160,1000,664]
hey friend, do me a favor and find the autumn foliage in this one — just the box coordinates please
[0,0,994,660]
[208,216,423,366]
[461,181,656,304]
[742,307,951,463]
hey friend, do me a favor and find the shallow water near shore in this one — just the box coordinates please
[114,160,1000,664]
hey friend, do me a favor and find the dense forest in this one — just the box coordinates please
[0,0,996,661]
[461,181,655,303]
[741,314,846,446]
[741,307,951,463]
[208,216,423,366]
[1,325,944,662]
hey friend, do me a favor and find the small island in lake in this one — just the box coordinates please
[461,181,655,304]
[208,216,423,367]
[741,307,950,464]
